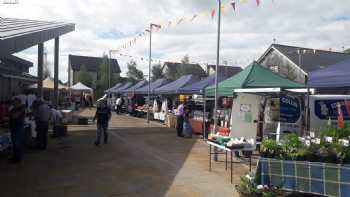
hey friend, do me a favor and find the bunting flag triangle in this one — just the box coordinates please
[177,18,184,25]
[240,0,247,3]
[211,8,216,19]
[190,14,198,21]
[221,5,225,14]
[256,0,260,7]
[231,1,236,11]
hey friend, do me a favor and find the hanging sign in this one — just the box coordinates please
[280,95,301,123]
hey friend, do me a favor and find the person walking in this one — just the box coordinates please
[115,97,122,114]
[183,107,193,138]
[33,100,51,150]
[93,100,111,146]
[175,101,184,137]
[8,97,25,163]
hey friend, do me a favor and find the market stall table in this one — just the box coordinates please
[207,140,254,184]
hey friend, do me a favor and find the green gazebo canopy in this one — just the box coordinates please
[205,62,305,96]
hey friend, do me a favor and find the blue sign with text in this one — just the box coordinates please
[280,96,301,123]
[315,100,350,120]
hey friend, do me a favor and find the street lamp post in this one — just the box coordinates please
[212,0,222,162]
[213,0,222,132]
[109,50,112,89]
[147,23,161,123]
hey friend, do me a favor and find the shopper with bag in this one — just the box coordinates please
[93,100,111,146]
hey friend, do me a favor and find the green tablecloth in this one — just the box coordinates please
[256,158,350,197]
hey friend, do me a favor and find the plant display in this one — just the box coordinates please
[261,139,282,158]
[235,173,283,197]
[260,126,350,164]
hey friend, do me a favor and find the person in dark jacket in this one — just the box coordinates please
[8,97,25,163]
[93,100,111,146]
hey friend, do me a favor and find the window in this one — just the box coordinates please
[270,65,279,73]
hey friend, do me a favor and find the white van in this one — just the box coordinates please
[309,95,350,134]
[230,94,350,141]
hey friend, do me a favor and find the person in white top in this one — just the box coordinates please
[115,97,122,114]
[27,93,37,109]
[16,93,27,107]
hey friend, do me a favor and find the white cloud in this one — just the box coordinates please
[1,0,350,82]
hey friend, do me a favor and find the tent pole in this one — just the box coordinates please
[147,24,152,124]
[203,93,207,140]
[306,88,310,136]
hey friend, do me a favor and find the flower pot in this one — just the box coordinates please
[235,185,259,197]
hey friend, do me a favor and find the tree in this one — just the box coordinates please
[181,54,190,64]
[77,65,93,87]
[344,48,350,54]
[126,60,144,82]
[151,63,164,81]
[43,62,51,79]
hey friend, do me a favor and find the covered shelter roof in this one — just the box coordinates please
[178,73,229,94]
[0,17,75,57]
[205,62,305,96]
[308,58,350,88]
[29,77,67,90]
[154,75,199,94]
[70,82,92,91]
[134,78,169,94]
[120,80,148,93]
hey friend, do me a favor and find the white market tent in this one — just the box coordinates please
[70,82,93,92]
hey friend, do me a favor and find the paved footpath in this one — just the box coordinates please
[0,108,252,197]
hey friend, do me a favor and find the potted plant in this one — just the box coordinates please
[235,174,260,197]
[261,139,282,158]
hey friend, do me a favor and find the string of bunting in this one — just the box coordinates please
[113,0,269,52]
[115,52,246,66]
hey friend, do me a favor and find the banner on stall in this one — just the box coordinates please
[280,95,301,124]
[315,100,350,120]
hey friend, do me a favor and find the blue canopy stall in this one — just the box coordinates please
[154,75,199,94]
[110,82,133,94]
[178,73,229,94]
[134,78,169,94]
[105,82,123,94]
[120,80,148,94]
[308,58,350,88]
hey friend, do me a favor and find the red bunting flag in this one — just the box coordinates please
[256,0,260,7]
[231,1,236,11]
[337,103,344,128]
[211,9,216,19]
